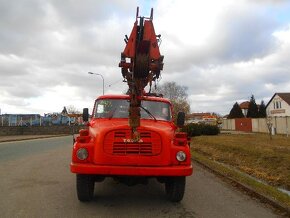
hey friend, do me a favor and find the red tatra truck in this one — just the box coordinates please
[70,94,193,202]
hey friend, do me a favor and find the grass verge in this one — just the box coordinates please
[191,134,290,189]
[190,134,290,212]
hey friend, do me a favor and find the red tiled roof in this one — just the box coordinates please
[187,112,211,118]
[239,101,250,109]
[277,93,290,105]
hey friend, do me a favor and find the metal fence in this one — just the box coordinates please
[0,114,82,126]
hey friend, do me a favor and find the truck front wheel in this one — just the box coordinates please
[165,176,185,202]
[76,174,95,202]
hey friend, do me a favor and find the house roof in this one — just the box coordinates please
[266,92,290,108]
[239,101,250,109]
[187,112,212,119]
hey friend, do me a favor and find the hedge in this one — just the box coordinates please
[182,123,220,137]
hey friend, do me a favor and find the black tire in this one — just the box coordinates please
[76,174,95,202]
[165,176,185,202]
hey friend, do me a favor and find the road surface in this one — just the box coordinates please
[0,136,283,218]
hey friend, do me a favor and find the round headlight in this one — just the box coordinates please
[77,148,88,160]
[176,151,186,162]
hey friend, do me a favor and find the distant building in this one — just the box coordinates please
[239,101,249,117]
[186,112,218,125]
[266,93,290,117]
[0,114,41,126]
[239,100,261,117]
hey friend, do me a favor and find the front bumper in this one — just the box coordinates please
[70,162,193,176]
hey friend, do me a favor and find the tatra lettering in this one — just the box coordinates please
[123,138,143,143]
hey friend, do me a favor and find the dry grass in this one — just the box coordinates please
[192,152,290,209]
[190,133,290,190]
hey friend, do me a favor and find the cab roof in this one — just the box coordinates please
[96,94,171,104]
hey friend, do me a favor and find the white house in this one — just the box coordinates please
[266,93,290,117]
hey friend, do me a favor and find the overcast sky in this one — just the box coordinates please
[1,0,290,115]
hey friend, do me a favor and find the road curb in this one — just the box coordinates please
[0,134,71,143]
[191,157,290,217]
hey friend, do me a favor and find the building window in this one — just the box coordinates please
[274,101,282,109]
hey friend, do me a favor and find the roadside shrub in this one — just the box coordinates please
[182,123,201,137]
[200,124,220,135]
[182,123,219,137]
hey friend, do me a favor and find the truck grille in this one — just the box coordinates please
[104,130,161,156]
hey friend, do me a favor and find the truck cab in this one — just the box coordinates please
[70,94,193,202]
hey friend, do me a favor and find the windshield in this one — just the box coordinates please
[93,99,171,121]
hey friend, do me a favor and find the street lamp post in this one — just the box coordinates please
[88,72,105,95]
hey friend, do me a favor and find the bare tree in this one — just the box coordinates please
[66,105,81,114]
[155,82,190,122]
[157,82,188,102]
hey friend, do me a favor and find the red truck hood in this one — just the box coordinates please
[88,118,176,166]
[89,118,175,136]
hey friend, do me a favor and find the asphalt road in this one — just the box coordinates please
[0,136,283,218]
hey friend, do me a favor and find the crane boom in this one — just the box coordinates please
[119,7,164,139]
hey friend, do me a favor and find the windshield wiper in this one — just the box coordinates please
[140,106,157,121]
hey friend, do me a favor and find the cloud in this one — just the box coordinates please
[0,0,290,115]
[155,0,280,73]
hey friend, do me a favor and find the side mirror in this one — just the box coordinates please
[177,112,185,127]
[83,108,89,122]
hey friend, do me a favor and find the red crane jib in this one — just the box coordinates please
[119,7,164,138]
[119,8,164,82]
[122,20,161,61]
